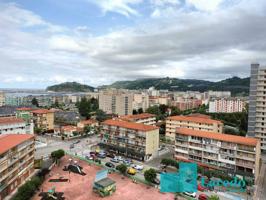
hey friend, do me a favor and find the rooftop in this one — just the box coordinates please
[0,117,25,125]
[120,113,156,121]
[102,119,158,132]
[95,177,116,187]
[167,115,223,124]
[79,119,97,125]
[16,107,34,111]
[176,128,259,146]
[0,134,34,154]
[31,109,54,114]
[61,125,77,131]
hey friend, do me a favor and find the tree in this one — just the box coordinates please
[133,109,138,115]
[31,98,39,107]
[116,164,127,175]
[138,108,143,114]
[144,168,157,183]
[96,109,109,122]
[161,158,178,169]
[51,149,65,164]
[34,127,42,134]
[76,97,91,118]
[208,195,220,200]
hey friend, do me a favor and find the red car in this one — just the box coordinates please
[198,184,207,192]
[198,194,209,200]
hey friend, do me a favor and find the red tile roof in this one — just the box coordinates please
[16,107,34,111]
[79,119,97,125]
[0,134,34,155]
[0,117,25,125]
[176,128,259,146]
[61,125,77,132]
[167,115,223,124]
[102,119,159,132]
[31,109,54,114]
[120,113,156,121]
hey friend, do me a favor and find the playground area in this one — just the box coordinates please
[32,155,175,200]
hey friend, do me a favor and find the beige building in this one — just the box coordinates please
[119,113,156,126]
[166,115,223,140]
[0,134,35,199]
[175,128,260,182]
[77,119,98,129]
[133,93,149,111]
[209,97,246,113]
[0,92,5,107]
[99,90,133,116]
[31,109,54,131]
[101,119,159,161]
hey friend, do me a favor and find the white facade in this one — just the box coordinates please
[133,93,149,111]
[0,91,5,106]
[209,98,245,113]
[0,117,34,135]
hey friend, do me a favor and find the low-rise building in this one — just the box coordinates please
[209,97,246,113]
[0,134,35,199]
[166,115,223,141]
[77,119,98,129]
[100,119,159,161]
[16,107,34,123]
[31,109,54,132]
[0,117,33,135]
[175,128,260,182]
[119,113,156,126]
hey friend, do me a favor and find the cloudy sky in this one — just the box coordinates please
[0,0,266,88]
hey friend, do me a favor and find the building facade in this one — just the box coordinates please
[133,93,149,112]
[100,119,159,161]
[119,113,156,126]
[31,109,54,131]
[0,134,35,199]
[99,90,133,116]
[209,98,246,113]
[0,92,5,107]
[248,63,266,152]
[175,128,260,182]
[0,117,33,135]
[166,115,223,141]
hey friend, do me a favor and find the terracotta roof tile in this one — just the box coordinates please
[102,119,158,132]
[120,113,156,121]
[80,119,97,125]
[31,109,54,114]
[0,117,25,125]
[16,107,34,111]
[167,115,223,124]
[176,128,259,146]
[0,134,34,155]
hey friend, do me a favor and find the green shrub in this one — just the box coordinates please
[144,168,157,183]
[116,164,127,174]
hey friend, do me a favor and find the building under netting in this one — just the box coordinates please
[93,169,116,197]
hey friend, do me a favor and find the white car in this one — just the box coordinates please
[183,192,196,198]
[132,164,144,170]
[116,156,124,161]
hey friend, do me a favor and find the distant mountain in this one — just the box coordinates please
[46,82,94,92]
[104,77,250,96]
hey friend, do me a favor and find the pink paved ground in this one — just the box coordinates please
[32,156,175,200]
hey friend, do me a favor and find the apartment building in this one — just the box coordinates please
[209,97,246,113]
[248,63,266,153]
[100,119,159,161]
[175,128,260,182]
[119,113,156,126]
[77,119,98,129]
[99,90,133,116]
[166,115,223,141]
[31,109,54,131]
[0,117,33,135]
[0,92,5,107]
[133,93,149,111]
[0,134,35,199]
[171,98,202,111]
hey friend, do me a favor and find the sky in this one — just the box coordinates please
[0,0,266,89]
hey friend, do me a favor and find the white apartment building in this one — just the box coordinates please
[166,115,223,141]
[0,117,34,135]
[209,98,246,113]
[175,128,260,182]
[0,91,5,107]
[248,63,266,152]
[99,89,133,116]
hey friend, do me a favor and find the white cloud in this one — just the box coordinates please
[88,0,143,17]
[186,0,224,11]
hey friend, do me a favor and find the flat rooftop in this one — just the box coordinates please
[32,155,174,200]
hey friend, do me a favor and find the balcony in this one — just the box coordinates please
[236,161,254,169]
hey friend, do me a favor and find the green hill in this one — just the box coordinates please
[103,77,250,96]
[46,82,94,92]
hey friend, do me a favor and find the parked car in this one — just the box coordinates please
[197,184,207,192]
[198,194,209,200]
[105,162,115,168]
[106,152,115,158]
[70,144,74,149]
[127,168,137,175]
[151,178,160,185]
[110,158,119,163]
[123,159,132,166]
[183,192,196,198]
[98,152,106,158]
[132,164,144,170]
[85,155,93,160]
[116,156,123,161]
